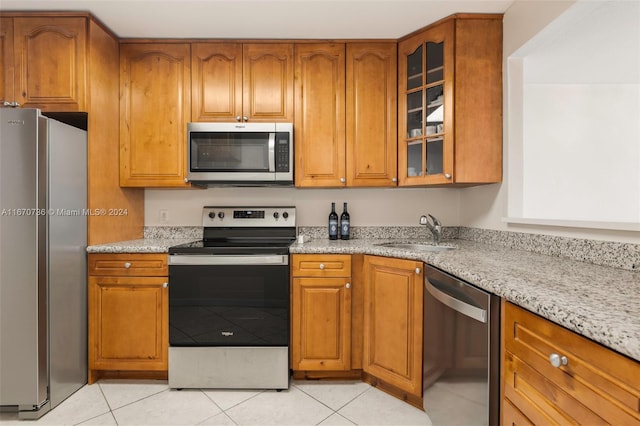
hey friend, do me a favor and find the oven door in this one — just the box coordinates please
[168,254,289,347]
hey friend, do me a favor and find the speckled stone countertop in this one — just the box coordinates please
[86,235,640,362]
[86,238,196,253]
[290,238,640,363]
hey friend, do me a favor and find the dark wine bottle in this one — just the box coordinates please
[328,202,338,240]
[340,202,350,240]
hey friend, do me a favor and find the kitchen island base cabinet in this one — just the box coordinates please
[502,301,640,425]
[363,255,423,409]
[88,254,168,384]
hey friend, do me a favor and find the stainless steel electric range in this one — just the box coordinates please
[167,206,296,390]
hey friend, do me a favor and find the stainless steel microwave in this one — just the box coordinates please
[186,122,293,186]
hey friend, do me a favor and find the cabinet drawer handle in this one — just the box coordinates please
[549,353,568,368]
[162,282,168,288]
[345,282,351,289]
[319,263,325,270]
[124,262,132,269]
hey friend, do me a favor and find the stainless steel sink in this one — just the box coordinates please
[375,242,456,252]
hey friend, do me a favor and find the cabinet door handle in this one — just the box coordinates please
[124,262,132,269]
[319,263,325,270]
[549,353,568,368]
[162,282,168,288]
[340,177,346,183]
[415,267,421,274]
[392,177,398,182]
[236,116,242,122]
[444,173,452,179]
[345,282,351,289]
[242,116,248,122]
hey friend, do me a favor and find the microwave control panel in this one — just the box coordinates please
[276,134,290,172]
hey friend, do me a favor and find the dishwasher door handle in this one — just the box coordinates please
[425,277,487,323]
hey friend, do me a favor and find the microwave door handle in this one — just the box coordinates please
[268,132,276,172]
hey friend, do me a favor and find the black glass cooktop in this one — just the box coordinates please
[168,239,294,255]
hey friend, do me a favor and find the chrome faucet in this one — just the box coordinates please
[420,214,442,245]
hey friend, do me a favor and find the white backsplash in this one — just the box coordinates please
[144,187,461,227]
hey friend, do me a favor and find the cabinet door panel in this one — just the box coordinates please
[243,43,293,122]
[294,43,346,187]
[120,43,190,187]
[346,43,397,187]
[398,20,454,186]
[89,276,168,371]
[0,17,14,104]
[14,17,86,111]
[192,43,242,121]
[292,277,351,371]
[363,256,423,397]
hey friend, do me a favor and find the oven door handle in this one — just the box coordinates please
[169,254,289,266]
[424,277,487,323]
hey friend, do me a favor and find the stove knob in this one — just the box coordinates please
[208,212,216,219]
[218,212,225,219]
[273,212,279,219]
[282,212,289,219]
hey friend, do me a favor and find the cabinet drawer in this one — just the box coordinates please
[88,253,168,276]
[504,302,640,425]
[291,254,351,277]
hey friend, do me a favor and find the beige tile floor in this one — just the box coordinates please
[0,380,437,426]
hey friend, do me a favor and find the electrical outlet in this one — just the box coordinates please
[159,209,169,223]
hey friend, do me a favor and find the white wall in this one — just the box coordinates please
[459,0,640,243]
[145,187,461,227]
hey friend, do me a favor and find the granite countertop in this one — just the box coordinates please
[86,238,197,253]
[86,236,640,362]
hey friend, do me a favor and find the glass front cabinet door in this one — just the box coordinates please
[398,20,454,185]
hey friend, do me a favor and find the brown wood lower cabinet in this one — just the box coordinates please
[88,253,168,383]
[291,254,354,375]
[363,255,424,407]
[502,301,640,425]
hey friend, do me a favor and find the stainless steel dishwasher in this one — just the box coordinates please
[423,265,500,426]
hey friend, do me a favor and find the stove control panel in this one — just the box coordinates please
[202,206,296,227]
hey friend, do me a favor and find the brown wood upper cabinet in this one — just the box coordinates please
[191,43,293,122]
[119,43,191,187]
[294,42,397,187]
[398,15,502,186]
[1,16,86,111]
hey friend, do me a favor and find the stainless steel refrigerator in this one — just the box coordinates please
[0,108,87,419]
